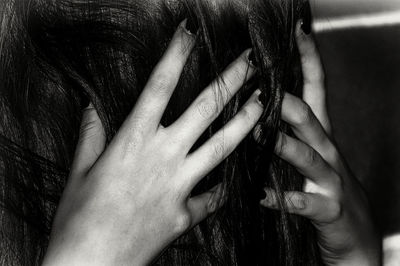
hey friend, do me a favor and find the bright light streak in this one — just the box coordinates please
[314,10,400,33]
[384,234,400,266]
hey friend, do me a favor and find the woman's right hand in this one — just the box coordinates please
[259,22,381,266]
[42,20,263,266]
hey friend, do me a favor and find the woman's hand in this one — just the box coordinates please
[43,20,263,266]
[259,22,381,265]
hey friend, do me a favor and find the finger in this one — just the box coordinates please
[187,183,225,227]
[169,49,256,150]
[275,132,340,188]
[296,21,331,133]
[182,89,263,190]
[260,188,341,223]
[281,93,340,170]
[71,104,106,176]
[123,19,196,133]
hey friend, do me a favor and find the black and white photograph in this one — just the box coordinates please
[0,0,398,265]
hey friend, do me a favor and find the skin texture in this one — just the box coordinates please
[259,22,381,266]
[42,20,263,266]
[41,17,381,266]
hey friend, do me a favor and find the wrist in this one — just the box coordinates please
[42,229,152,266]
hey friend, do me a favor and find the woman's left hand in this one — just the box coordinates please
[259,22,381,266]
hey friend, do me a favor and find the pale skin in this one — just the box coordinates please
[42,20,262,266]
[259,22,381,266]
[42,20,380,266]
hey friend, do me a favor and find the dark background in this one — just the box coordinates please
[313,0,400,237]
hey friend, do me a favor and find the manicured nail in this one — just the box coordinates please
[257,93,262,105]
[256,90,264,106]
[247,50,258,68]
[300,2,312,35]
[81,97,90,109]
[184,17,199,36]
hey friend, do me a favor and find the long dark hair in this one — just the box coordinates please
[0,0,323,265]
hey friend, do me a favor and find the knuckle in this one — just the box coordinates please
[160,145,181,160]
[120,129,146,160]
[238,107,253,123]
[302,147,318,167]
[211,138,226,161]
[293,102,313,126]
[229,65,246,85]
[310,69,325,84]
[154,137,181,161]
[148,71,173,93]
[196,98,218,120]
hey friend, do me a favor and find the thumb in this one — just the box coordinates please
[71,103,106,176]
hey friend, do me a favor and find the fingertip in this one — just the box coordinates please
[205,183,225,213]
[240,49,257,73]
[79,103,105,142]
[247,49,258,69]
[295,19,303,37]
[259,198,276,209]
[259,199,268,207]
[180,18,199,36]
[295,15,317,57]
[300,1,312,35]
[288,193,308,210]
[295,19,312,50]
[177,18,197,45]
[254,89,264,107]
[259,196,271,207]
[187,183,225,226]
[207,193,224,213]
[73,103,106,176]
[86,102,94,109]
[81,103,99,123]
[260,188,277,208]
[167,19,197,60]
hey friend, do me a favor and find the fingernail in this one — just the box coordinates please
[184,17,199,36]
[257,93,262,105]
[300,2,312,35]
[208,200,216,212]
[83,103,94,111]
[294,197,307,210]
[81,97,90,109]
[260,195,273,206]
[247,50,258,68]
[256,90,264,106]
